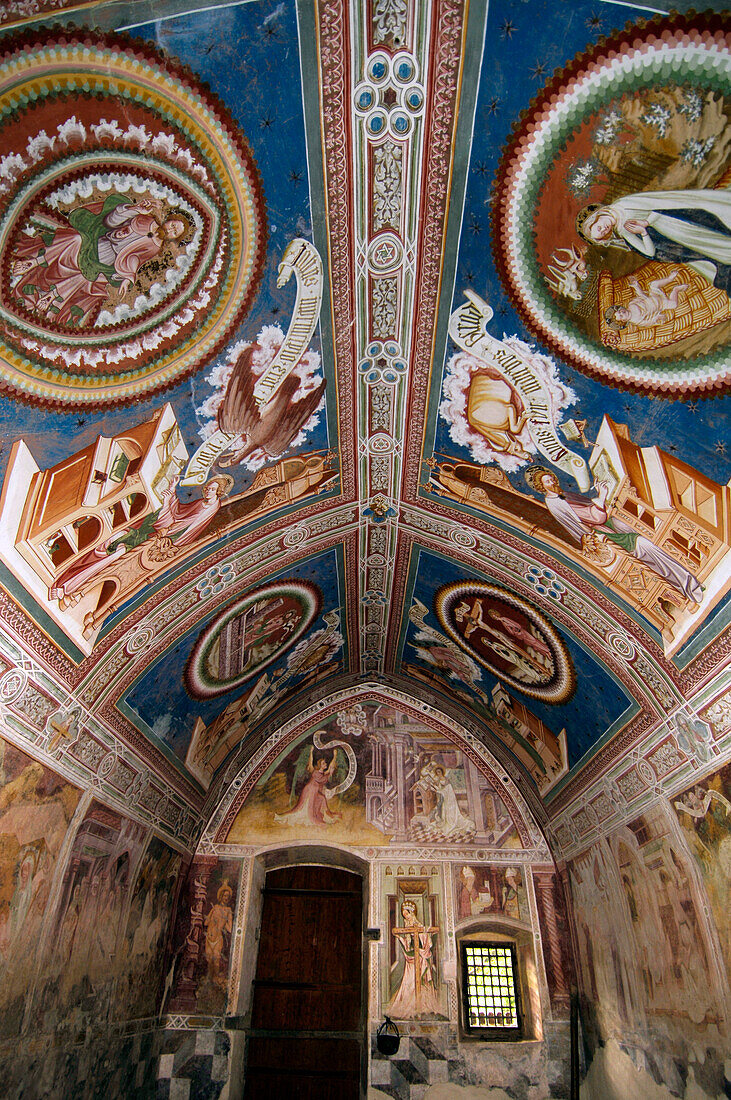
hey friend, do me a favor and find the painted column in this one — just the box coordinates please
[533,869,570,1012]
[171,855,217,1011]
[391,732,412,839]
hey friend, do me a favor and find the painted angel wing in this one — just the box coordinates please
[289,743,313,806]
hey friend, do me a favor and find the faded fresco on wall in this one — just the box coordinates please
[383,868,445,1020]
[226,702,525,848]
[0,737,82,1039]
[169,858,241,1016]
[568,802,726,1051]
[122,547,346,776]
[671,761,731,980]
[33,800,148,1035]
[454,863,526,922]
[400,549,633,770]
[116,835,184,1020]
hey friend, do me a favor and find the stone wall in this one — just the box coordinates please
[0,1019,164,1100]
[155,1021,231,1100]
[369,1019,570,1099]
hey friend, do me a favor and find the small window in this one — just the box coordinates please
[461,942,521,1037]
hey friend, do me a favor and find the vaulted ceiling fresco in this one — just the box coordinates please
[0,0,728,846]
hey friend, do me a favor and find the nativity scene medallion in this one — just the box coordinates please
[0,30,265,406]
[493,12,731,394]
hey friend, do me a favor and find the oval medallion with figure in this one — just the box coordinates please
[493,12,731,395]
[0,30,265,407]
[185,581,322,699]
[7,175,202,337]
[435,582,575,703]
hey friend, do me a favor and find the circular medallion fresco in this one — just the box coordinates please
[185,580,321,699]
[493,13,731,395]
[0,30,266,407]
[434,581,575,703]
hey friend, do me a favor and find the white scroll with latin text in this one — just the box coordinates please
[448,291,590,490]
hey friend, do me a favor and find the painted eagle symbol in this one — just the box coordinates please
[216,342,326,468]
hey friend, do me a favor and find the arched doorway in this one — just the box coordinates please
[244,862,366,1098]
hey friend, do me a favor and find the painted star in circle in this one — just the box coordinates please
[260,112,274,129]
[501,19,515,38]
[530,61,547,79]
[469,214,481,235]
[715,440,727,454]
[487,97,500,115]
[586,13,602,30]
[474,161,490,177]
[289,169,304,185]
[685,401,699,414]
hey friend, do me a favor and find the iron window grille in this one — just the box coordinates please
[461,942,522,1037]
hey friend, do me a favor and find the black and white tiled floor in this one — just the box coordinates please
[371,1029,466,1099]
[156,1027,230,1100]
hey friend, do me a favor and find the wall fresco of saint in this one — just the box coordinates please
[168,858,241,1017]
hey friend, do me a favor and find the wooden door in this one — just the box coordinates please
[245,865,364,1099]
